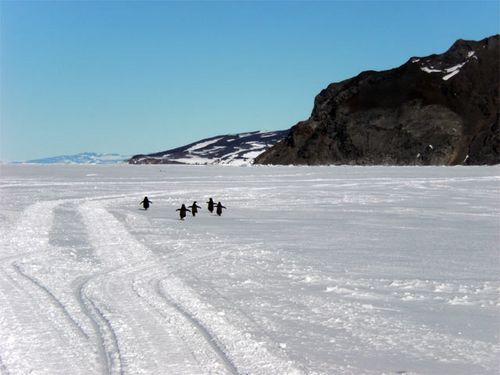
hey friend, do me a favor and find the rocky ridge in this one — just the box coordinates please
[255,35,499,165]
[129,130,287,166]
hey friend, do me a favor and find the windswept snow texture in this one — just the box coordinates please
[129,130,288,166]
[0,164,499,375]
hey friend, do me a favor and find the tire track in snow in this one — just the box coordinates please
[101,267,224,375]
[158,277,304,375]
[8,199,131,375]
[11,262,89,340]
[129,257,235,374]
[0,201,98,375]
[73,275,114,375]
[116,208,305,375]
[79,201,304,374]
[78,201,224,374]
[155,279,240,375]
[79,277,124,375]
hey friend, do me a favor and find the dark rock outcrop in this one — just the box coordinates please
[255,35,499,165]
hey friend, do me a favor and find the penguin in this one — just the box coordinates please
[189,201,201,216]
[207,198,215,213]
[176,204,191,220]
[216,202,226,216]
[140,196,152,210]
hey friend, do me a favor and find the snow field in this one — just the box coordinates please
[0,164,499,374]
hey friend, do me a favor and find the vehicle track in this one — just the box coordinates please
[130,261,236,375]
[119,206,305,375]
[155,278,240,375]
[78,201,229,373]
[0,260,91,374]
[79,278,124,375]
[75,275,116,375]
[12,262,89,339]
[0,201,99,374]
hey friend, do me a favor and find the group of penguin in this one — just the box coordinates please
[140,196,226,220]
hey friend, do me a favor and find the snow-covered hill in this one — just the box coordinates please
[129,130,288,166]
[24,152,129,164]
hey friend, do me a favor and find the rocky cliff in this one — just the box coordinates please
[255,35,499,165]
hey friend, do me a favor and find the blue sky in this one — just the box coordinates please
[1,1,498,161]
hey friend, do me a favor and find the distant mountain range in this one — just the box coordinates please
[13,131,287,166]
[128,130,288,166]
[256,35,499,165]
[23,152,129,164]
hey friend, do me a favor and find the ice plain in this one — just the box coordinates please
[0,164,499,375]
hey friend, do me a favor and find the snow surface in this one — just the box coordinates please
[420,67,442,73]
[0,164,499,375]
[186,138,224,153]
[442,70,461,81]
